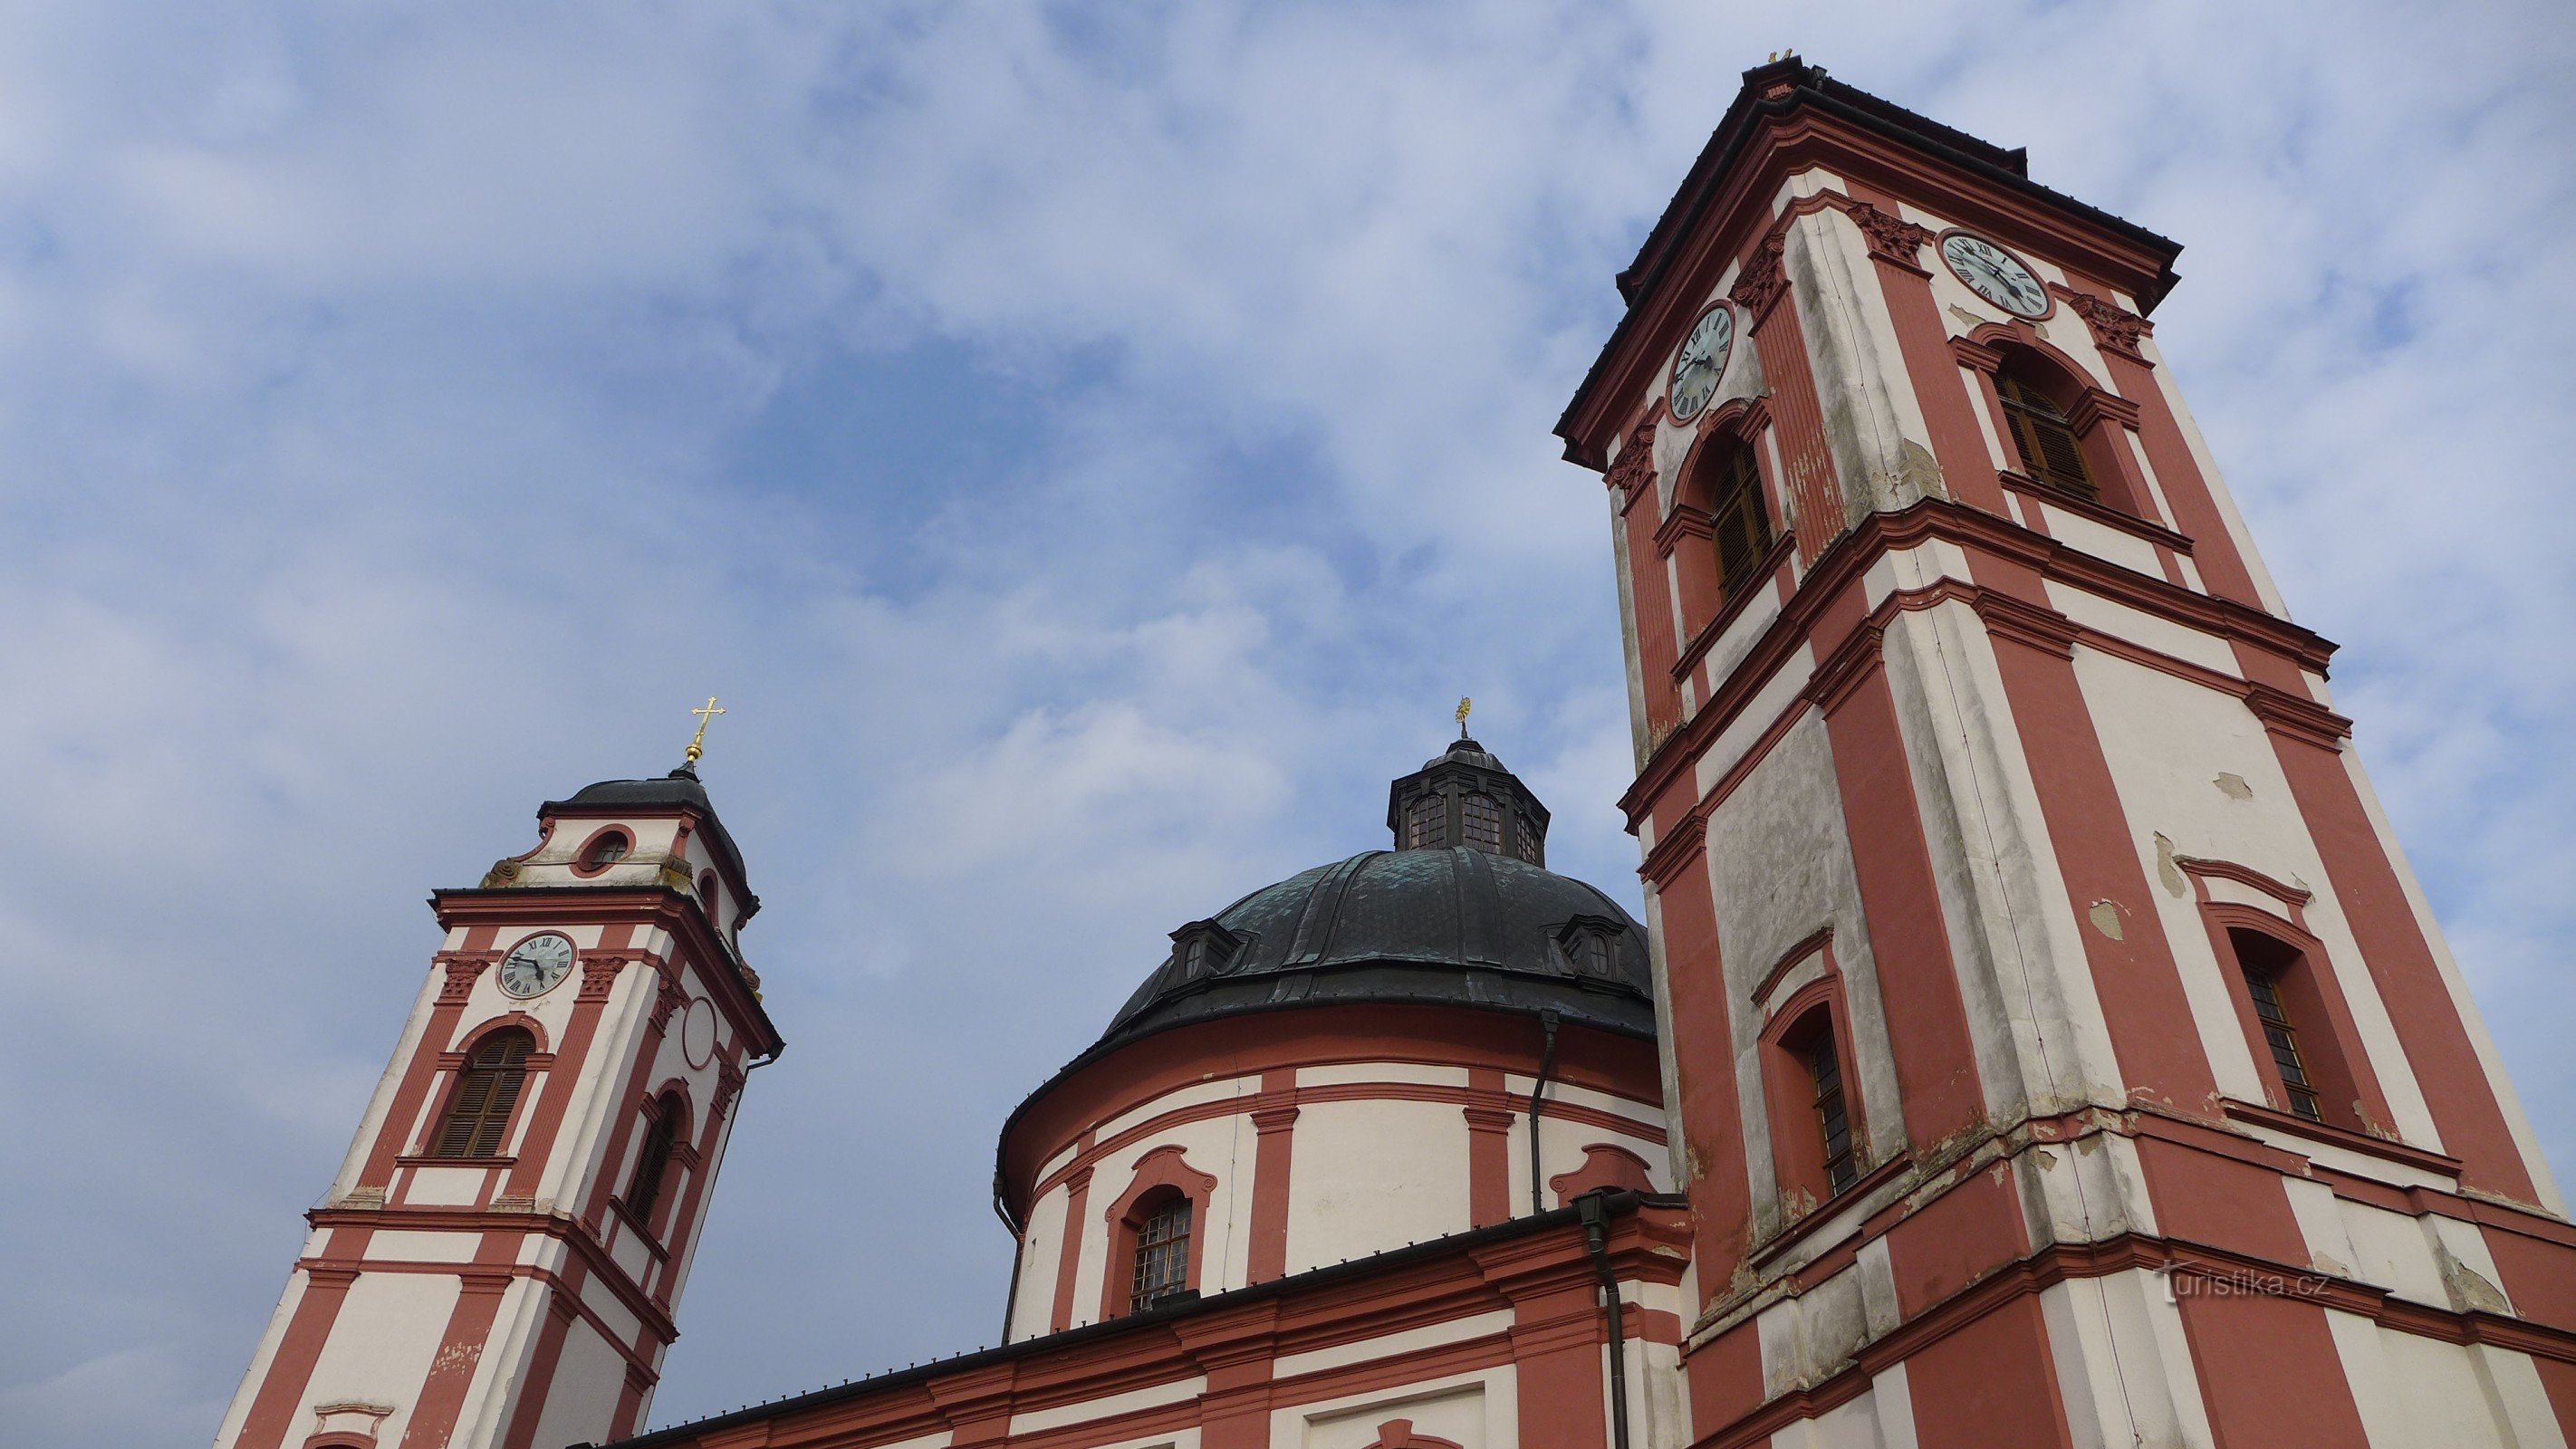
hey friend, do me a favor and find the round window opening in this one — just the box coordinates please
[582,831,632,870]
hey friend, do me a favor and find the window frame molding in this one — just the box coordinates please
[570,824,638,878]
[2175,855,2398,1137]
[1952,323,2156,522]
[1097,1144,1217,1321]
[418,1019,552,1161]
[1757,974,1870,1214]
[617,1085,696,1241]
[1662,400,1786,641]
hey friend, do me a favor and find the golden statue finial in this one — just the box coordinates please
[1455,696,1473,738]
[686,696,726,763]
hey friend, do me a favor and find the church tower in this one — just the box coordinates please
[1559,60,2575,1449]
[214,752,783,1449]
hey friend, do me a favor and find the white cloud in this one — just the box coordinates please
[0,2,2570,1443]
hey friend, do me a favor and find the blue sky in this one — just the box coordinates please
[3,3,2571,1442]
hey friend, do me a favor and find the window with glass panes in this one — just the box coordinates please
[1513,812,1544,865]
[1809,1031,1858,1194]
[1404,793,1447,848]
[1129,1197,1192,1311]
[1462,793,1504,850]
[2242,965,2323,1122]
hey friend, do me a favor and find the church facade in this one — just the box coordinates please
[218,59,2576,1449]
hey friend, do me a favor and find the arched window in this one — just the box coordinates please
[1513,811,1544,865]
[433,1029,533,1158]
[1995,368,2096,500]
[1461,792,1504,851]
[1129,1194,1192,1311]
[1703,437,1774,597]
[581,830,632,870]
[624,1090,686,1227]
[1404,792,1447,849]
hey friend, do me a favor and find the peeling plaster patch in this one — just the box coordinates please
[2436,1244,2514,1314]
[1946,303,1998,331]
[1897,437,1945,504]
[2214,772,2254,800]
[2153,833,2187,897]
[2088,900,2125,941]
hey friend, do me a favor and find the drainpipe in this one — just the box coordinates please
[1527,1010,1560,1217]
[995,1186,1026,1345]
[1578,1191,1634,1449]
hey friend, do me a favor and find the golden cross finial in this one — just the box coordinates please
[686,696,726,763]
[1456,696,1473,738]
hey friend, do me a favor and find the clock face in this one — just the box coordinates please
[497,933,575,999]
[1668,303,1735,421]
[1940,233,2049,318]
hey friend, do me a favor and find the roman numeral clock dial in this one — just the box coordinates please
[497,932,575,999]
[1939,232,2051,318]
[1668,302,1735,422]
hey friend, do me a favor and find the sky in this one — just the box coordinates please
[2,2,2571,1443]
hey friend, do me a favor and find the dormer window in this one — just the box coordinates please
[581,830,632,871]
[1169,920,1242,980]
[1554,917,1623,978]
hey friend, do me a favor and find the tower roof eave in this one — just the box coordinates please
[1555,57,2185,468]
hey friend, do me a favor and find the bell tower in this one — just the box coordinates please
[1561,60,2575,1449]
[214,754,782,1449]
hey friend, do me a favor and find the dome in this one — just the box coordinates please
[1097,847,1655,1053]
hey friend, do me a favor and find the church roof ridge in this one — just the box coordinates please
[579,1192,1678,1449]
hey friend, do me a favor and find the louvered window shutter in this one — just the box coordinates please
[1998,376,2098,501]
[434,1030,533,1158]
[1709,443,1774,596]
[625,1093,682,1224]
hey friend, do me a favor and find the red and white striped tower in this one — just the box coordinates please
[214,756,782,1449]
[1558,58,2576,1449]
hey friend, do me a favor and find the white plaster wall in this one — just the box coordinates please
[1502,1109,1675,1212]
[1783,204,1944,522]
[1282,1370,1512,1449]
[2071,647,2440,1145]
[2335,1199,2451,1307]
[1284,1099,1471,1275]
[1008,1375,1208,1435]
[296,1272,459,1447]
[1301,1062,1467,1089]
[2038,1270,2216,1449]
[2041,582,2237,678]
[1691,647,1816,797]
[1699,714,1908,1235]
[1879,596,2125,1115]
[2035,502,2163,579]
[1007,1178,1071,1341]
[1098,1073,1256,1140]
[1272,1310,1514,1380]
[1068,1113,1253,1328]
[522,1319,630,1449]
